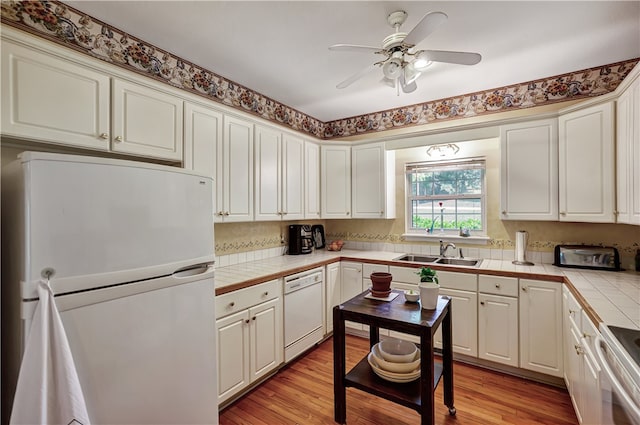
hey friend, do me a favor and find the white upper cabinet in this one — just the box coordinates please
[183,101,222,217]
[558,102,615,222]
[304,141,321,219]
[500,118,558,220]
[616,76,640,225]
[1,39,110,151]
[220,115,254,222]
[111,78,183,161]
[321,145,352,218]
[351,142,396,219]
[254,126,304,221]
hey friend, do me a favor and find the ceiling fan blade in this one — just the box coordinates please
[329,44,381,53]
[400,75,417,93]
[403,11,448,46]
[423,50,482,65]
[336,63,377,89]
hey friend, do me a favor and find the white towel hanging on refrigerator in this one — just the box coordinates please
[10,280,91,425]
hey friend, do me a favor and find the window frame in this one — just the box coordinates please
[404,158,487,237]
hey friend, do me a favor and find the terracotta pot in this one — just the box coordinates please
[370,272,392,294]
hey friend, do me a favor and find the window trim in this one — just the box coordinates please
[404,157,487,237]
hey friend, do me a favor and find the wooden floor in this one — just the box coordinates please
[219,335,578,425]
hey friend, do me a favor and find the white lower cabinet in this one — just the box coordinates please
[325,262,341,334]
[563,285,602,424]
[434,271,478,357]
[340,261,363,331]
[519,278,563,377]
[478,293,519,367]
[215,279,282,405]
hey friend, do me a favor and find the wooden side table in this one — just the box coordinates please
[333,290,455,425]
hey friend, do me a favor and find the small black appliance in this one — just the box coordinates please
[288,224,313,255]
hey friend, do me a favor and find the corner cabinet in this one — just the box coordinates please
[215,279,282,406]
[217,115,254,222]
[254,126,304,221]
[558,102,615,222]
[499,118,558,220]
[351,142,396,219]
[321,145,351,218]
[616,76,640,225]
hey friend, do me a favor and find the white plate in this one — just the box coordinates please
[367,352,420,383]
[371,344,421,374]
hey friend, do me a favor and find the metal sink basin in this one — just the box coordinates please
[434,257,482,267]
[393,254,439,263]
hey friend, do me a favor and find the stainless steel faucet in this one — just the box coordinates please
[439,240,456,257]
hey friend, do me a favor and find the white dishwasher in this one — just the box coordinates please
[284,267,324,362]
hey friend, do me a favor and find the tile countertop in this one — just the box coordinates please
[214,249,640,331]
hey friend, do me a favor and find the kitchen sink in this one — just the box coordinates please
[393,254,440,263]
[434,257,482,267]
[393,254,482,268]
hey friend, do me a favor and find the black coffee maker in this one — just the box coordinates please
[288,224,313,255]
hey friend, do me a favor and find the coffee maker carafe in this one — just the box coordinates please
[288,224,313,255]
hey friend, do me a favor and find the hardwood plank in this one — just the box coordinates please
[220,335,577,425]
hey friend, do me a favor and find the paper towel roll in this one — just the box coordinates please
[513,230,534,265]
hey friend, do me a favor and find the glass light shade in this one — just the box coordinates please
[412,52,432,70]
[382,58,402,79]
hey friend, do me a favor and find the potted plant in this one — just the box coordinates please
[417,267,439,310]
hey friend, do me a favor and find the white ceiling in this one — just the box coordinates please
[65,1,640,122]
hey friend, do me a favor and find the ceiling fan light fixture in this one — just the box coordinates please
[412,52,432,70]
[403,65,422,85]
[382,58,402,79]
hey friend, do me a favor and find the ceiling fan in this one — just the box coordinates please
[329,10,482,94]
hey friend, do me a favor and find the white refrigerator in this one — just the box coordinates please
[1,152,218,424]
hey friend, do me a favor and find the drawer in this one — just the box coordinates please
[580,309,599,353]
[438,271,477,291]
[479,275,518,296]
[363,263,389,278]
[563,285,582,331]
[215,279,281,319]
[389,266,420,284]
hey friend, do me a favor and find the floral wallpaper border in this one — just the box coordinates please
[1,1,639,141]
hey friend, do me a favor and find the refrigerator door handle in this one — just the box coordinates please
[172,262,215,278]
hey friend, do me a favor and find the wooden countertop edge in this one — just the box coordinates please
[215,255,603,327]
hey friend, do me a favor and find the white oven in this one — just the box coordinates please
[595,325,640,425]
[283,267,324,362]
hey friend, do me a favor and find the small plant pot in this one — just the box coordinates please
[419,280,439,310]
[370,272,392,295]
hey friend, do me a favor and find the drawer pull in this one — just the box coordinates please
[522,286,528,292]
[99,133,108,139]
[252,316,256,321]
[114,135,123,142]
[229,301,235,307]
[495,283,501,289]
[245,319,250,324]
[480,301,485,305]
[263,291,269,296]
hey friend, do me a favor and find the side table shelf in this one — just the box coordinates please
[333,290,455,425]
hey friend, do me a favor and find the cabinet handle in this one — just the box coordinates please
[245,319,250,324]
[114,136,123,142]
[252,316,256,321]
[495,283,501,289]
[282,211,287,215]
[217,211,224,216]
[224,212,230,216]
[380,211,384,215]
[480,301,485,305]
[574,344,583,355]
[99,133,108,139]
[263,291,269,297]
[501,210,506,215]
[522,286,528,292]
[583,332,592,339]
[569,309,576,316]
[346,212,350,216]
[229,302,235,307]
[560,211,566,216]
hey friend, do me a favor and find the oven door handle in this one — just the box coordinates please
[594,335,640,421]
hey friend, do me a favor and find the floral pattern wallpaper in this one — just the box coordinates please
[1,0,639,140]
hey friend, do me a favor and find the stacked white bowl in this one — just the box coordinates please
[367,338,421,383]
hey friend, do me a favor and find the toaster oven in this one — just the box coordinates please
[553,245,622,271]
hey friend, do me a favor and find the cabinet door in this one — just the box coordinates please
[249,298,282,383]
[111,78,183,161]
[222,115,254,222]
[340,262,363,331]
[216,309,250,404]
[500,118,558,220]
[282,134,304,220]
[351,143,395,219]
[321,145,351,218]
[305,141,321,219]
[519,279,563,377]
[254,125,282,221]
[1,40,110,150]
[325,262,341,333]
[183,102,222,218]
[581,344,602,425]
[567,325,584,424]
[434,288,478,357]
[558,102,615,222]
[478,294,518,367]
[616,78,640,225]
